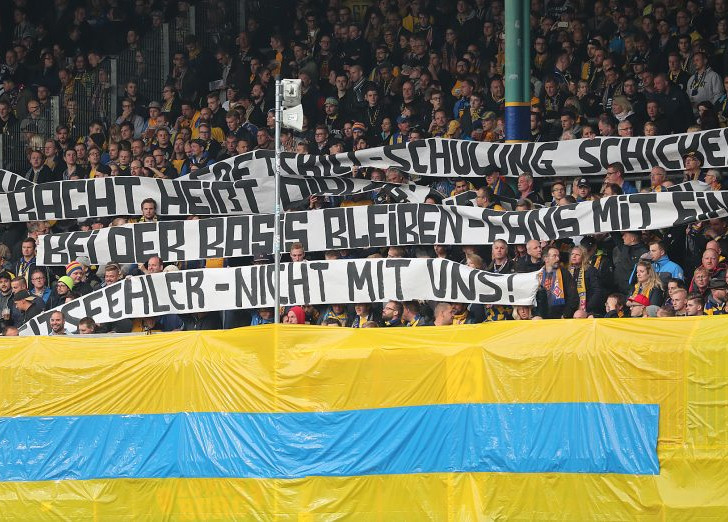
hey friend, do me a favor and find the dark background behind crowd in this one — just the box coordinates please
[1,0,728,335]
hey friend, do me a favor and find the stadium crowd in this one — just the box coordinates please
[1,0,728,334]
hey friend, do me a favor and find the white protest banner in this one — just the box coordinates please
[36,191,728,266]
[0,175,430,222]
[18,259,540,335]
[182,129,728,180]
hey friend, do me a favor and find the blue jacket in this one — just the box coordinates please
[629,255,684,284]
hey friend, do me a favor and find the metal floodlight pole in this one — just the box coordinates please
[274,77,282,323]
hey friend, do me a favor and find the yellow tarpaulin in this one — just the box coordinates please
[1,317,727,519]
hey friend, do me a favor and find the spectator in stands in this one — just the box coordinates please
[630,260,665,306]
[537,246,579,319]
[48,310,67,335]
[78,317,97,334]
[12,290,43,327]
[381,300,403,327]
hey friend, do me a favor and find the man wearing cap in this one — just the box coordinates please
[683,150,705,182]
[389,115,410,144]
[323,97,344,140]
[704,278,727,315]
[626,293,650,317]
[12,290,43,327]
[575,178,595,201]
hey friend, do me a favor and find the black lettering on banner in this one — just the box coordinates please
[123,277,150,316]
[476,271,503,303]
[107,226,136,264]
[308,262,329,301]
[366,205,388,247]
[407,140,428,174]
[483,210,505,243]
[66,230,93,263]
[33,184,61,219]
[655,135,680,170]
[236,266,258,307]
[133,222,159,262]
[428,139,451,175]
[382,142,411,171]
[201,183,220,215]
[599,137,619,171]
[323,207,347,249]
[166,272,185,309]
[436,205,463,243]
[147,277,171,313]
[286,263,310,305]
[87,177,117,216]
[619,137,649,172]
[527,206,557,240]
[467,142,490,176]
[704,192,728,218]
[178,180,210,215]
[386,258,410,300]
[283,212,307,252]
[592,197,620,232]
[105,283,123,320]
[250,214,275,255]
[502,211,530,244]
[375,259,385,299]
[396,204,419,244]
[7,187,36,222]
[82,290,105,321]
[114,177,142,214]
[42,234,69,265]
[630,193,658,229]
[450,140,472,176]
[60,299,82,328]
[427,258,446,299]
[418,205,438,245]
[199,218,225,259]
[618,195,631,229]
[553,206,580,237]
[186,271,205,309]
[159,221,185,261]
[258,264,268,305]
[677,133,701,159]
[505,143,531,178]
[347,260,375,301]
[701,128,724,167]
[222,216,249,258]
[671,192,699,226]
[449,262,477,301]
[345,207,369,248]
[330,152,356,175]
[234,178,260,213]
[530,142,558,176]
[578,139,602,174]
[60,181,87,219]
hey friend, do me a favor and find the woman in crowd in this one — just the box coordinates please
[630,261,665,306]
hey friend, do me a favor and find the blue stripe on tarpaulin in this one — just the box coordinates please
[0,403,659,482]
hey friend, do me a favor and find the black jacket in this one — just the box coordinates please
[612,241,648,295]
